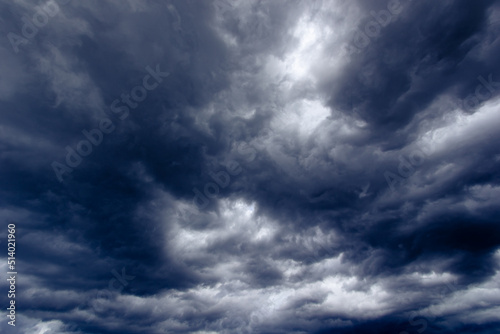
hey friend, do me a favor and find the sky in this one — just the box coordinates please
[0,0,500,333]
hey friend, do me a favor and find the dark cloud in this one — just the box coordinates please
[0,0,499,333]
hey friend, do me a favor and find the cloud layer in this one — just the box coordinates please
[0,0,499,333]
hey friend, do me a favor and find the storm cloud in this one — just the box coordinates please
[0,0,499,333]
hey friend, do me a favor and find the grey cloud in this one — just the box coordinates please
[0,0,499,333]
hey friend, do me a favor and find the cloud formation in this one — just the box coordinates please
[0,0,499,333]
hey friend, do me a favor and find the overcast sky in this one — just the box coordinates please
[1,0,500,333]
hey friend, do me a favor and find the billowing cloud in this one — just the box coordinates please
[0,0,499,333]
